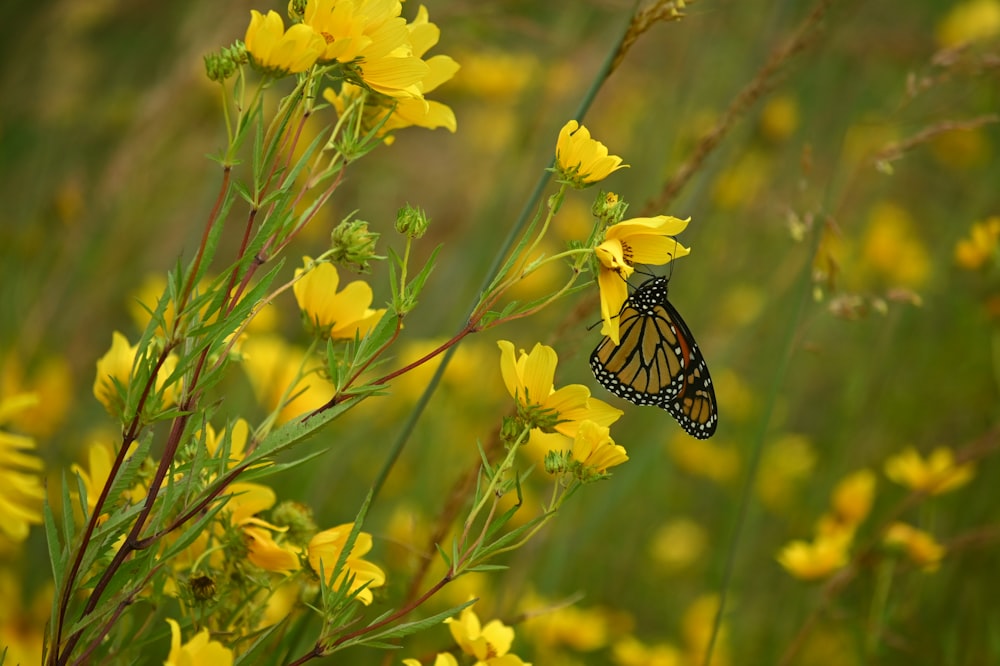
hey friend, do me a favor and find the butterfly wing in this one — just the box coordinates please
[590,302,687,406]
[590,276,718,439]
[656,298,718,439]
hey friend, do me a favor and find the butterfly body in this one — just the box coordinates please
[590,276,718,439]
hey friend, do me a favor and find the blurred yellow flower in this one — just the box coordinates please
[955,216,1000,270]
[555,120,627,187]
[667,433,739,484]
[884,446,975,495]
[861,201,930,288]
[612,636,683,666]
[825,468,876,530]
[712,151,769,211]
[649,518,708,572]
[245,10,326,75]
[595,216,691,344]
[755,433,816,511]
[759,94,799,142]
[522,594,611,652]
[446,602,530,666]
[93,332,179,417]
[0,354,73,438]
[450,49,539,100]
[0,571,48,664]
[931,127,992,171]
[777,533,851,580]
[308,523,386,605]
[164,619,233,666]
[203,419,250,464]
[571,419,628,473]
[884,522,945,572]
[404,655,458,666]
[682,594,729,666]
[936,0,1000,47]
[294,258,386,339]
[497,341,622,437]
[70,439,145,523]
[242,334,336,423]
[0,394,44,548]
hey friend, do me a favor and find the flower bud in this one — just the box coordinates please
[330,218,382,272]
[395,204,429,239]
[204,42,248,82]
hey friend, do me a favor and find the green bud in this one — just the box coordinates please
[270,500,317,549]
[395,204,429,239]
[592,190,628,225]
[189,575,217,602]
[500,416,522,446]
[204,42,248,82]
[330,218,383,272]
[544,449,570,475]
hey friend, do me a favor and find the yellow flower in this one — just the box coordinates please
[93,332,179,417]
[243,521,301,574]
[0,353,73,438]
[293,258,386,339]
[755,433,816,511]
[826,468,876,530]
[241,334,336,423]
[861,201,930,288]
[0,571,48,664]
[380,5,459,134]
[304,0,428,98]
[308,523,386,605]
[612,636,683,666]
[666,433,739,484]
[884,446,975,495]
[404,655,459,666]
[245,10,326,75]
[554,120,627,186]
[649,518,708,573]
[445,603,531,666]
[594,216,691,344]
[883,522,945,572]
[777,533,851,581]
[571,420,628,473]
[70,439,145,522]
[936,0,1000,47]
[955,217,1000,270]
[164,619,233,666]
[682,594,729,666]
[758,94,799,142]
[203,419,250,464]
[0,394,44,547]
[497,341,622,437]
[521,593,611,652]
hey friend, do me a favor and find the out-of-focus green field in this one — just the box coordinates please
[2,0,998,664]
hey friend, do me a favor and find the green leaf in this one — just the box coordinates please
[43,497,65,597]
[359,598,476,644]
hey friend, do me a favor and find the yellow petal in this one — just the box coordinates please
[520,343,557,406]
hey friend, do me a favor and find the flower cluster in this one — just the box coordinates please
[241,0,459,137]
[498,341,627,480]
[779,445,973,581]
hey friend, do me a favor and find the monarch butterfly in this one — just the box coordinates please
[590,275,718,439]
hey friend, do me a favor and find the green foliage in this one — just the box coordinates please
[1,1,998,665]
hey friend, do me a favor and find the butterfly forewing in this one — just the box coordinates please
[590,276,718,439]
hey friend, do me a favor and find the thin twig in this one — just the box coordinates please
[645,0,834,214]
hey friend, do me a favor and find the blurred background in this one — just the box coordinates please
[1,0,999,664]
